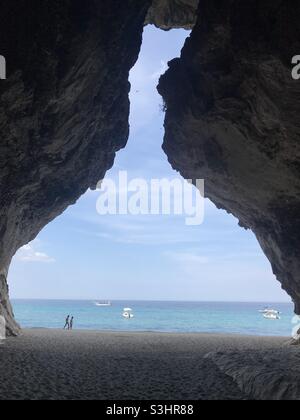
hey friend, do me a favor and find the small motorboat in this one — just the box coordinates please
[259,308,280,315]
[123,308,134,319]
[95,301,111,307]
[263,311,281,320]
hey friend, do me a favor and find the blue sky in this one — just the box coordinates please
[9,27,290,303]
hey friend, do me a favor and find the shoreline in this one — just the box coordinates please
[1,329,299,400]
[21,327,291,340]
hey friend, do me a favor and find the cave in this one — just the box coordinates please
[0,0,300,339]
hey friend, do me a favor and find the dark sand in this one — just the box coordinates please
[0,329,297,400]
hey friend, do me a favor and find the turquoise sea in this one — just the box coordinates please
[11,300,295,337]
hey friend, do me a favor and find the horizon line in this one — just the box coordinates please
[11,298,292,304]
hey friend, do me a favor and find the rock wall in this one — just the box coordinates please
[205,348,300,400]
[158,0,300,311]
[0,0,151,335]
[146,0,199,30]
[0,272,16,336]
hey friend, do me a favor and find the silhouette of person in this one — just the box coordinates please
[70,316,74,330]
[64,315,70,330]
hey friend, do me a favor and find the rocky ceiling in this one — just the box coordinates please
[146,0,199,30]
[0,0,299,336]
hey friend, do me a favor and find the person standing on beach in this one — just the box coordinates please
[70,316,74,331]
[64,315,70,330]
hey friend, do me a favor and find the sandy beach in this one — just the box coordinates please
[0,329,299,400]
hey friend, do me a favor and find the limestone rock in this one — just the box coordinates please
[0,273,18,336]
[158,0,300,312]
[0,0,151,335]
[146,0,199,30]
[205,349,300,400]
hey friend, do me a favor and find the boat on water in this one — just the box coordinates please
[263,312,281,320]
[95,301,111,307]
[123,308,134,319]
[260,307,281,320]
[259,308,281,315]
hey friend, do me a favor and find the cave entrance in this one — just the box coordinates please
[8,27,292,335]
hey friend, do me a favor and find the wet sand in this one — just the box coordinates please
[0,329,297,400]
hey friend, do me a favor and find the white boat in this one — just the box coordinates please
[263,312,281,320]
[95,301,111,307]
[123,308,134,319]
[259,308,280,315]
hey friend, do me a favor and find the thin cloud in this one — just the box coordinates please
[165,251,209,265]
[16,242,55,263]
[72,226,202,246]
